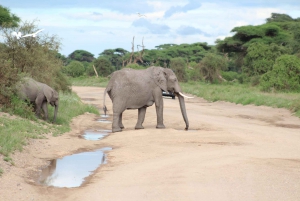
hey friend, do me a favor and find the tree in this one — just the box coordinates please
[243,42,290,76]
[0,5,20,28]
[260,55,300,92]
[68,50,95,62]
[266,13,294,23]
[215,13,298,72]
[0,20,70,107]
[92,57,114,77]
[99,48,129,70]
[63,61,85,77]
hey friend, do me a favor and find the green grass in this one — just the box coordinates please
[0,92,99,158]
[181,81,300,117]
[70,76,109,87]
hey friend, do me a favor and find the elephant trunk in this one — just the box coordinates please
[53,100,59,123]
[177,94,189,130]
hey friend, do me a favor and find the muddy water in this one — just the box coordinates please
[38,147,112,188]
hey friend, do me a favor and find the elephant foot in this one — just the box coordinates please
[112,127,122,133]
[119,125,125,129]
[156,124,165,129]
[135,125,144,130]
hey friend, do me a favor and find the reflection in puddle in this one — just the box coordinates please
[38,147,112,188]
[97,118,111,123]
[82,130,111,141]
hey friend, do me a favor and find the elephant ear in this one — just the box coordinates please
[43,85,54,103]
[152,67,168,92]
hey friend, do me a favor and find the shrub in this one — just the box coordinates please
[93,57,114,77]
[243,42,290,76]
[199,53,228,83]
[0,21,70,108]
[187,64,202,81]
[63,61,85,77]
[220,71,241,82]
[169,57,188,82]
[260,55,300,92]
[125,63,145,70]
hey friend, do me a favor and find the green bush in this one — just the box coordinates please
[125,63,145,70]
[250,75,261,86]
[243,42,290,76]
[8,95,37,120]
[0,21,70,108]
[220,71,242,82]
[199,53,228,83]
[187,65,202,81]
[91,57,114,77]
[169,57,188,82]
[260,55,300,92]
[63,61,85,77]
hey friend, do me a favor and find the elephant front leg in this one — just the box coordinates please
[154,90,165,129]
[155,105,165,128]
[35,101,43,119]
[135,107,146,129]
[42,101,48,121]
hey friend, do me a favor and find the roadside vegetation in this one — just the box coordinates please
[0,92,99,160]
[0,6,299,174]
[181,82,300,117]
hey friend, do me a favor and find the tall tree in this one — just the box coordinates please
[0,5,20,28]
[93,57,114,77]
[99,48,129,70]
[68,50,95,62]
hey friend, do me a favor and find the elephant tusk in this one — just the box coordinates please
[179,92,194,99]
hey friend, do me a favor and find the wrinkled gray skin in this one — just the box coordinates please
[103,66,189,133]
[17,77,59,123]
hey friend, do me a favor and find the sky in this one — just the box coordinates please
[1,0,300,57]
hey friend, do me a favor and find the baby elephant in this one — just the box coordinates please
[17,77,59,123]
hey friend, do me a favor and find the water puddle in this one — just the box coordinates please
[100,114,109,118]
[38,147,112,188]
[97,118,112,123]
[82,130,111,141]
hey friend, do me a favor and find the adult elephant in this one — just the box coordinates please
[17,77,59,123]
[103,66,192,133]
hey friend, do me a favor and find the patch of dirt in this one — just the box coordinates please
[1,86,300,201]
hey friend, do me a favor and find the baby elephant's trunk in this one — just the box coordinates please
[53,100,59,123]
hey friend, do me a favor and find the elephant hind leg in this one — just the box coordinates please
[135,107,146,129]
[112,112,124,133]
[119,112,124,129]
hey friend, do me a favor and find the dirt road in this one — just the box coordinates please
[1,86,300,201]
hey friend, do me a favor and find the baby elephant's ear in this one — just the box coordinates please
[152,67,168,92]
[43,85,54,103]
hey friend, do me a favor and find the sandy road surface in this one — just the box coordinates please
[1,86,300,201]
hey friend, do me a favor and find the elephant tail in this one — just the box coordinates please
[103,88,108,115]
